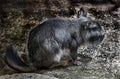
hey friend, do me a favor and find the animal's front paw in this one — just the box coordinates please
[72,60,81,66]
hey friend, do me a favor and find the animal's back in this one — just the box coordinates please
[29,18,71,40]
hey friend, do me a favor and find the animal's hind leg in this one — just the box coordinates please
[50,48,70,68]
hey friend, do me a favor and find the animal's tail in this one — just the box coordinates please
[4,45,36,72]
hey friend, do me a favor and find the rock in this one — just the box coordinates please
[0,0,120,79]
[0,73,58,79]
[0,56,5,71]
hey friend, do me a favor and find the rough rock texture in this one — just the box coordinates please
[0,0,120,79]
[0,73,58,79]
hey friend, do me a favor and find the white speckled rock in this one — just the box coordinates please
[0,73,58,79]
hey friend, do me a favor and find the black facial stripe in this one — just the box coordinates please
[88,34,104,43]
[88,36,99,42]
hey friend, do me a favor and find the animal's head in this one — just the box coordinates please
[78,7,105,45]
[80,21,105,45]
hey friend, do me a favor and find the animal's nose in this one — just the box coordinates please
[100,31,105,41]
[99,34,104,42]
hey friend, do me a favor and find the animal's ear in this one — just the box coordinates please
[77,7,87,18]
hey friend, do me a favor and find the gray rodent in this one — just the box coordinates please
[5,7,104,72]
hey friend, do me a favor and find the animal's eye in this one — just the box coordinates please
[89,24,98,30]
[87,27,97,31]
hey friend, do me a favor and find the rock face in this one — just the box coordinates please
[0,73,58,79]
[0,0,120,79]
